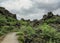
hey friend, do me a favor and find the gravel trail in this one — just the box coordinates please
[1,32,19,43]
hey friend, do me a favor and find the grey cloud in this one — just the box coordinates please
[16,2,60,16]
[32,0,60,12]
[0,0,8,2]
[15,0,60,16]
[0,0,60,20]
[1,0,60,15]
[15,7,41,15]
[36,3,60,11]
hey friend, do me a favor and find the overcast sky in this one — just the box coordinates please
[0,0,60,20]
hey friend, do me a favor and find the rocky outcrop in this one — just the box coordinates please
[43,12,54,20]
[0,7,16,19]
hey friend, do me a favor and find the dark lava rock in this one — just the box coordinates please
[0,7,16,19]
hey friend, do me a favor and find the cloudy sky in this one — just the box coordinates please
[0,0,60,20]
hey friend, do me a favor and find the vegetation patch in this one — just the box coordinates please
[0,7,60,43]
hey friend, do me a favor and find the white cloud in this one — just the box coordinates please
[0,0,33,10]
[53,8,60,15]
[34,0,59,4]
[0,0,60,20]
[17,9,45,21]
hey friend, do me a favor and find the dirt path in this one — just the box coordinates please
[1,32,19,43]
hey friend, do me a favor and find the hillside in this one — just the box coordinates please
[0,7,60,43]
[17,12,60,43]
[0,7,20,36]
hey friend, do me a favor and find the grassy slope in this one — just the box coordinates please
[17,12,60,43]
[0,8,60,43]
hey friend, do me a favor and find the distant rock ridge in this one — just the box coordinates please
[43,12,60,20]
[0,7,16,19]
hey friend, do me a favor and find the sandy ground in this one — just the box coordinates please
[1,32,19,43]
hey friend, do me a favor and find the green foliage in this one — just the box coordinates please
[0,11,60,43]
[17,23,60,43]
[19,20,30,26]
[0,13,20,36]
[44,16,60,24]
[37,23,60,43]
[40,23,57,37]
